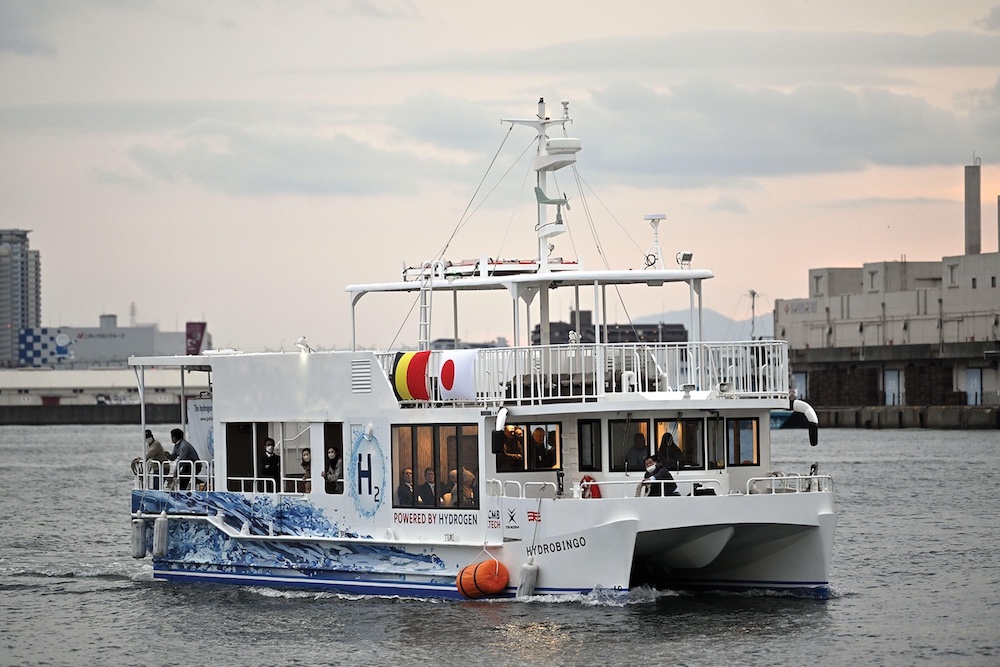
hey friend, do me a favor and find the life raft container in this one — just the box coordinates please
[580,475,602,498]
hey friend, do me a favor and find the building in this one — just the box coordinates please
[0,230,41,368]
[18,315,210,368]
[531,309,687,345]
[774,161,1000,416]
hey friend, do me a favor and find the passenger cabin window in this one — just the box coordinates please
[727,418,759,466]
[577,420,602,472]
[494,423,561,472]
[655,419,704,470]
[393,424,478,509]
[224,421,315,494]
[610,419,649,473]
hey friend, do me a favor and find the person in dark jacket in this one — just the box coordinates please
[259,437,281,492]
[642,455,678,497]
[168,428,200,490]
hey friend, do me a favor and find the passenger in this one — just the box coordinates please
[396,467,415,505]
[323,446,343,494]
[417,468,437,506]
[442,468,458,504]
[452,468,476,507]
[259,437,281,492]
[642,455,678,497]
[625,432,649,473]
[132,429,169,489]
[658,432,684,471]
[497,425,524,471]
[300,449,312,493]
[531,427,557,468]
[167,428,200,491]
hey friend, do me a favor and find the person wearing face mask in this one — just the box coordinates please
[259,437,281,492]
[132,429,169,489]
[300,449,312,493]
[641,455,677,497]
[323,446,343,494]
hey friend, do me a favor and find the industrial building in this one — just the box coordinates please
[774,161,1000,426]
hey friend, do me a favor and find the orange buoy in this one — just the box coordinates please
[456,559,509,598]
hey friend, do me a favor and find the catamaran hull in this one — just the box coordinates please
[134,490,638,598]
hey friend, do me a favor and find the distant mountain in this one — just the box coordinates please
[634,308,774,341]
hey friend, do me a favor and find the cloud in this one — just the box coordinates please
[976,4,1000,31]
[126,123,430,196]
[326,0,420,19]
[0,2,58,55]
[384,30,1000,76]
[579,79,995,186]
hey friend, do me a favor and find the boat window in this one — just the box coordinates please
[392,424,478,509]
[278,422,312,493]
[496,423,560,471]
[706,417,726,470]
[609,418,649,473]
[654,419,705,470]
[225,421,273,492]
[322,423,344,495]
[727,418,759,466]
[495,425,525,472]
[577,420,601,472]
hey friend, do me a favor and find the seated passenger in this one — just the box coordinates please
[417,468,437,506]
[642,455,678,497]
[397,467,415,505]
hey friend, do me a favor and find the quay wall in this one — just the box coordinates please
[0,404,180,426]
[817,406,1000,429]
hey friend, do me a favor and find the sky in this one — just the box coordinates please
[1,0,999,352]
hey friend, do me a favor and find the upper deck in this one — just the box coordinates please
[132,337,788,411]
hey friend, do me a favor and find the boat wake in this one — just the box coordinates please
[237,583,676,606]
[0,560,153,582]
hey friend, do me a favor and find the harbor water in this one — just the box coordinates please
[1,425,997,666]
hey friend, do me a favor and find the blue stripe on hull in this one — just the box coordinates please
[152,566,590,599]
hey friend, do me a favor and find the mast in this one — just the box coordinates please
[501,98,581,346]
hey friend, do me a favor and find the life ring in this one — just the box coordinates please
[580,475,601,498]
[130,458,143,475]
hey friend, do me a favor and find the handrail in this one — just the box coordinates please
[375,340,789,406]
[133,459,213,491]
[747,474,834,494]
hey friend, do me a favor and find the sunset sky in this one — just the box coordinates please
[2,1,998,351]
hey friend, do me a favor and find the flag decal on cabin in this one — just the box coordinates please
[439,349,477,400]
[392,351,431,401]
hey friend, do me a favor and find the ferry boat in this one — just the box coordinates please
[129,98,835,599]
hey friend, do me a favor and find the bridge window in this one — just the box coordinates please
[727,418,759,466]
[654,418,704,470]
[610,419,649,473]
[577,420,601,472]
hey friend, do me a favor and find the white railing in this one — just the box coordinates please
[747,474,833,494]
[133,459,213,491]
[376,340,788,406]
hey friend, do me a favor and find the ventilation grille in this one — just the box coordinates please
[351,359,372,393]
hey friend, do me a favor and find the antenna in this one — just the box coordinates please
[643,214,666,269]
[749,289,758,340]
